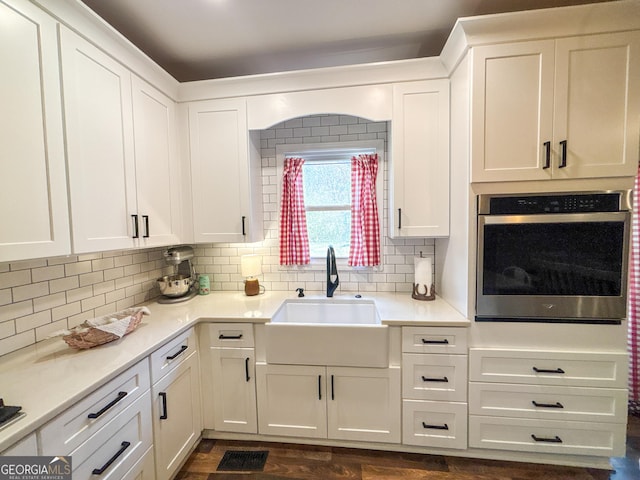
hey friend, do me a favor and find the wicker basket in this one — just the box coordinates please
[63,309,145,350]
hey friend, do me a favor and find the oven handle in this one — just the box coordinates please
[481,211,629,225]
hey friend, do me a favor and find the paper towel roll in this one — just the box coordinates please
[414,256,432,291]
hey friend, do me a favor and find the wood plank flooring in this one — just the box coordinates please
[176,415,640,480]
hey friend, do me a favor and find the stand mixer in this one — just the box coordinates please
[157,246,199,304]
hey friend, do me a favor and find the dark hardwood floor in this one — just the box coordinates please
[176,415,640,480]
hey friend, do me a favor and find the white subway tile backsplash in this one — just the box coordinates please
[13,281,49,302]
[65,261,92,276]
[0,321,15,340]
[16,311,51,333]
[0,289,11,306]
[0,270,31,289]
[32,265,65,282]
[33,292,67,313]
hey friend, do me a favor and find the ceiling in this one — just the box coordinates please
[80,0,616,82]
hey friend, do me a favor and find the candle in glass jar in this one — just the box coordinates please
[414,256,432,291]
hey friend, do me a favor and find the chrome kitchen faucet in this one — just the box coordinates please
[326,245,339,297]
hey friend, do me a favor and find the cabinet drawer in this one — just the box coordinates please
[150,327,197,383]
[469,383,628,423]
[40,358,150,455]
[70,391,153,479]
[469,349,627,388]
[402,353,467,402]
[403,399,467,450]
[1,433,37,456]
[207,323,254,348]
[121,446,155,480]
[469,415,626,457]
[402,327,467,354]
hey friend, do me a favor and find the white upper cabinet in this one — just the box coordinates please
[131,75,182,247]
[60,26,137,253]
[471,32,640,182]
[390,80,450,238]
[60,27,182,253]
[0,0,70,262]
[188,98,263,243]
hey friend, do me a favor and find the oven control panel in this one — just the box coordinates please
[486,193,622,215]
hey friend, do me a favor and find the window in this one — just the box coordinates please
[277,140,384,264]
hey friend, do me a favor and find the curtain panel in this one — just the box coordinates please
[279,157,310,265]
[348,154,380,267]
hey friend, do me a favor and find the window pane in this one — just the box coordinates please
[303,161,351,207]
[306,210,350,258]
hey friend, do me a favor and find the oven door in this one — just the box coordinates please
[476,211,630,322]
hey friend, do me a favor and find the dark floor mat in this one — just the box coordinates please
[217,451,269,471]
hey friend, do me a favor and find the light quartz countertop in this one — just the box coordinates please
[0,290,468,452]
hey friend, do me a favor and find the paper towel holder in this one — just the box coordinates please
[412,252,435,301]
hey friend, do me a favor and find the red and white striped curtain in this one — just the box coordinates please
[629,168,640,410]
[279,157,310,265]
[348,154,380,267]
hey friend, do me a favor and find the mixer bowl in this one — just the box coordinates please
[158,274,192,297]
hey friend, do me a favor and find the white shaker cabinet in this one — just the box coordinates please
[390,80,450,238]
[188,98,263,243]
[471,32,640,182]
[200,323,258,434]
[130,75,182,247]
[150,329,202,480]
[256,363,400,444]
[60,27,182,253]
[0,0,70,262]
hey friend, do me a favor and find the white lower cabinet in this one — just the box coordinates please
[151,330,202,480]
[1,433,38,456]
[38,359,153,480]
[256,363,401,444]
[401,327,468,449]
[468,348,628,457]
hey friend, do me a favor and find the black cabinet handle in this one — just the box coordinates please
[242,216,246,236]
[331,375,335,400]
[559,140,567,168]
[531,434,562,443]
[245,357,251,382]
[142,215,150,238]
[218,334,243,340]
[131,214,139,239]
[422,338,449,345]
[159,392,168,420]
[543,141,551,169]
[398,208,402,229]
[422,422,449,430]
[421,376,449,383]
[318,375,322,400]
[532,401,564,409]
[88,391,128,419]
[166,345,188,360]
[92,441,131,475]
[533,367,565,374]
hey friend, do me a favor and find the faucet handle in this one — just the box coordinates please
[295,288,305,297]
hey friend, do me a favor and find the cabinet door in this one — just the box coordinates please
[256,363,327,439]
[131,75,182,246]
[60,26,137,253]
[471,40,555,182]
[391,80,450,237]
[210,348,257,433]
[189,98,253,243]
[152,351,202,480]
[553,32,640,179]
[326,366,400,444]
[0,0,70,262]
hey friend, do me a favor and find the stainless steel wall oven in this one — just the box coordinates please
[476,191,631,324]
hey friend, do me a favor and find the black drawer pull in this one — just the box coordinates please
[159,391,168,420]
[92,441,131,475]
[318,375,322,400]
[543,141,551,169]
[422,422,449,430]
[142,215,150,238]
[131,215,139,239]
[166,345,188,360]
[421,338,449,345]
[559,140,567,168]
[421,376,449,383]
[245,357,251,382]
[531,434,562,443]
[398,208,402,229]
[331,375,335,400]
[87,391,127,419]
[532,401,564,409]
[218,334,243,340]
[533,367,565,374]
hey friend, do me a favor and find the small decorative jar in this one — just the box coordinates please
[198,275,210,295]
